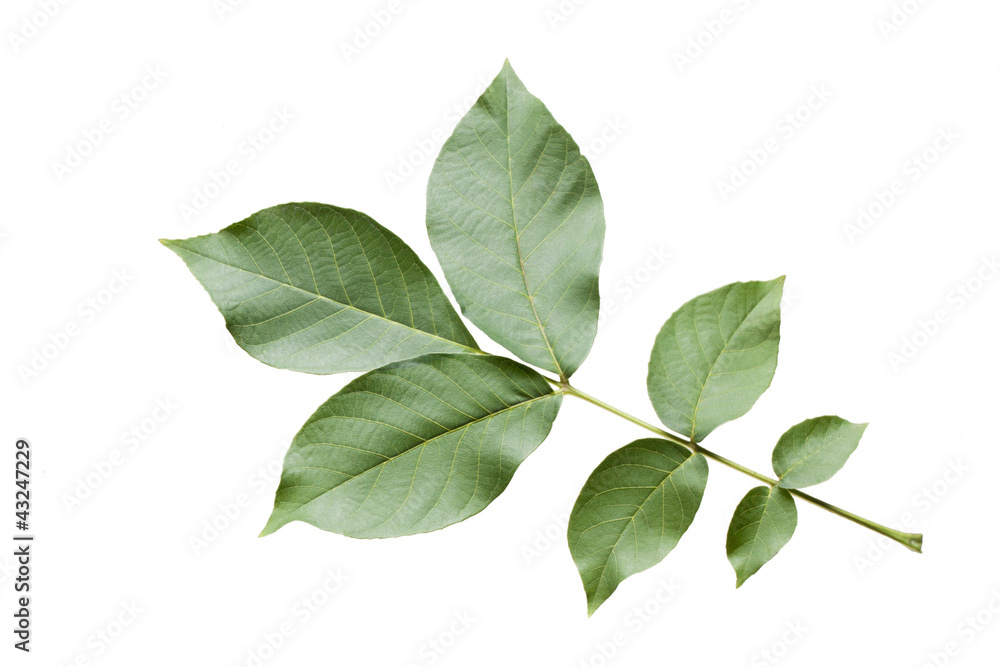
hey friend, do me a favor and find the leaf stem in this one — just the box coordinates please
[549,378,923,554]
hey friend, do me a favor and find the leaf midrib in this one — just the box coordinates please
[777,420,861,485]
[283,392,559,518]
[690,284,780,440]
[167,242,481,355]
[585,451,699,603]
[502,73,566,380]
[778,429,831,479]
[734,488,784,580]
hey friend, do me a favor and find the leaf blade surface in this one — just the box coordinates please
[261,353,561,538]
[163,202,477,374]
[426,61,605,378]
[647,278,783,441]
[772,416,867,489]
[726,485,797,587]
[568,438,708,615]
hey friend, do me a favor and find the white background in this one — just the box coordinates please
[2,1,999,665]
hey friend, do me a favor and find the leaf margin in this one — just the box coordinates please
[162,201,480,375]
[772,416,868,490]
[259,352,563,539]
[726,484,798,588]
[646,276,785,442]
[567,437,709,616]
[426,60,606,380]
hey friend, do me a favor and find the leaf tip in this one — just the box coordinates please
[583,589,606,617]
[258,516,283,538]
[498,58,522,85]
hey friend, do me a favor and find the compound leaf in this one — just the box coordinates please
[426,61,605,379]
[726,486,797,588]
[568,438,708,615]
[647,278,784,442]
[163,202,478,374]
[772,416,867,489]
[260,353,562,538]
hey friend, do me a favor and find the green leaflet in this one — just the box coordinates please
[162,202,478,374]
[568,438,708,615]
[260,354,562,539]
[426,61,605,379]
[726,486,798,588]
[647,278,784,442]
[772,416,868,489]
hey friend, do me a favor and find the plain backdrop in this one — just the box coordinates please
[2,1,999,665]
